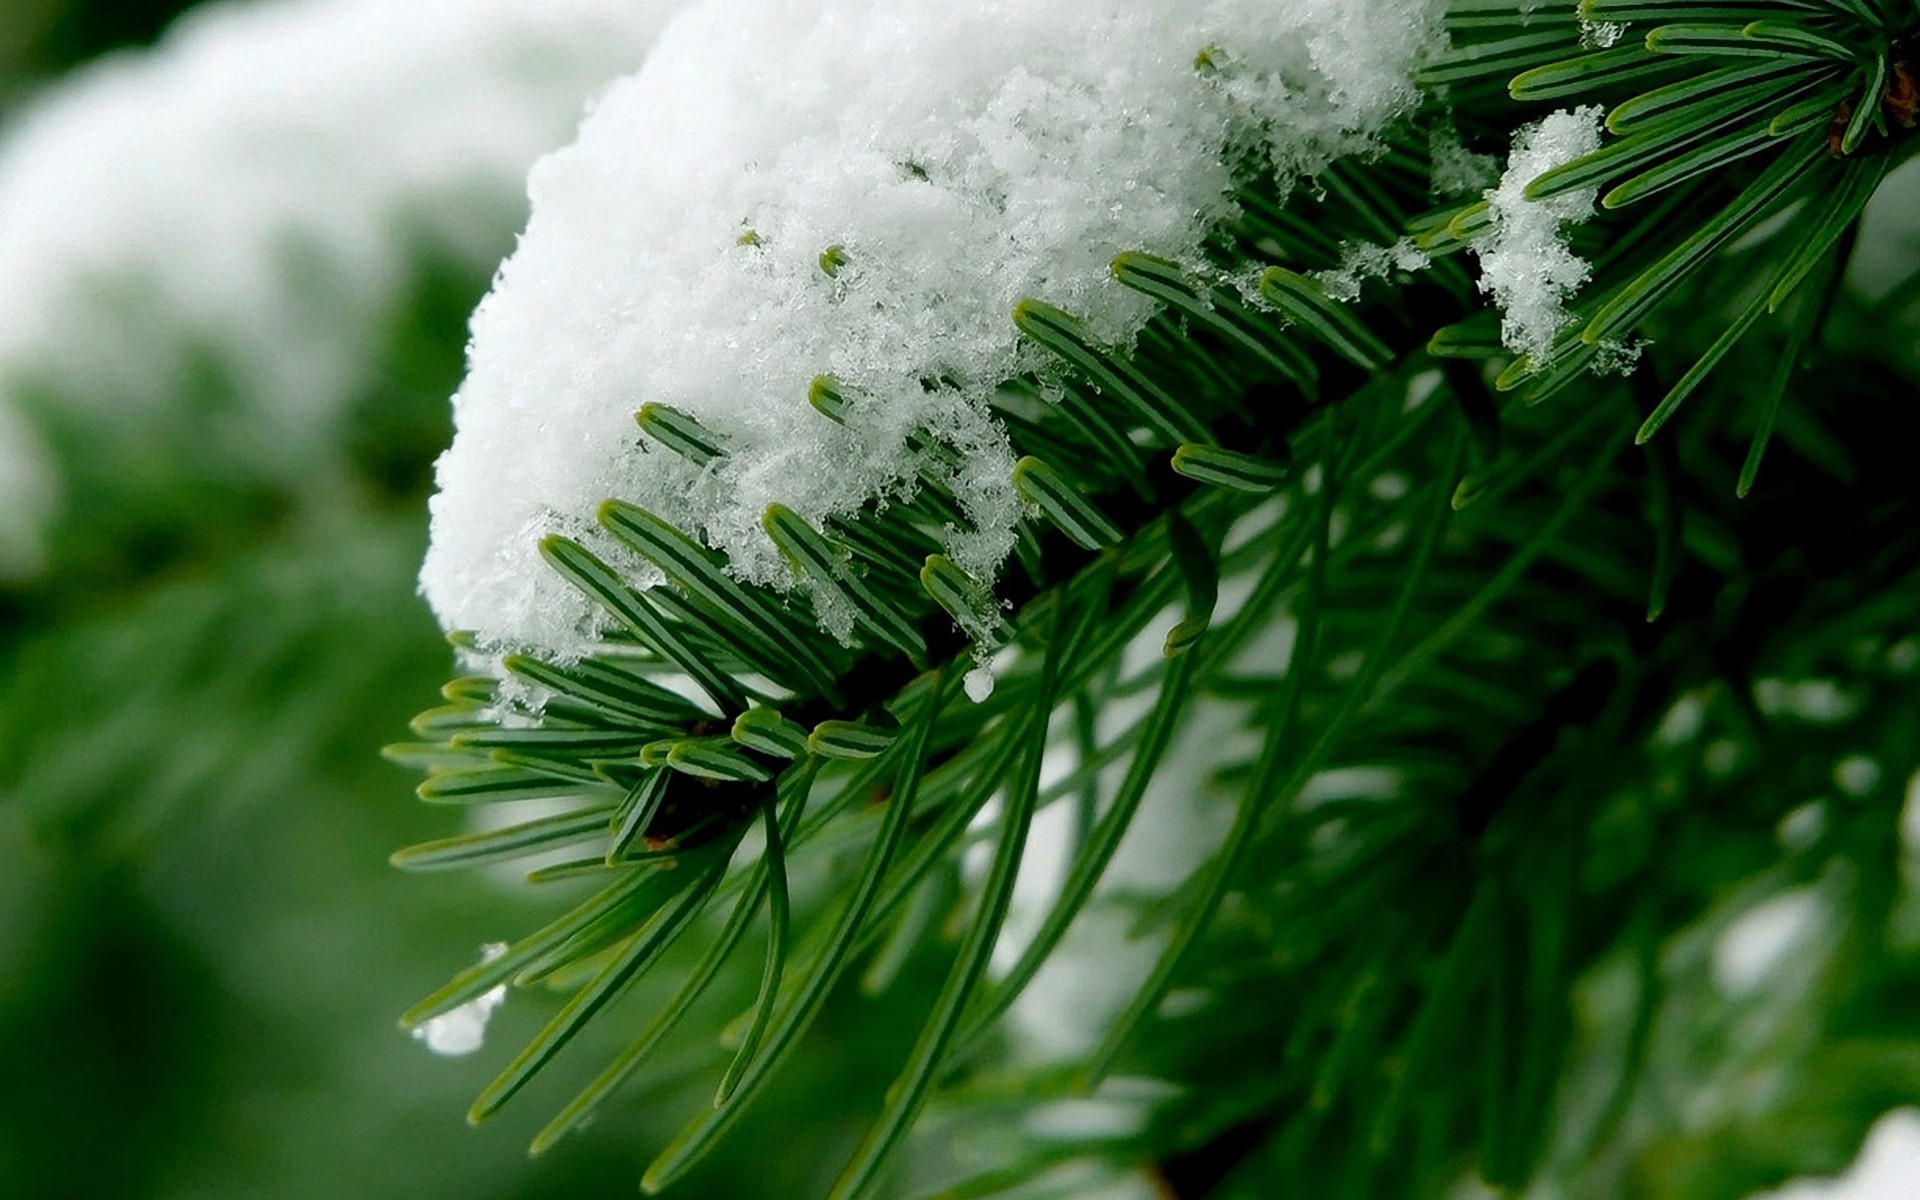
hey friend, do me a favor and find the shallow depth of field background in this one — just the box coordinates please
[0,4,937,1197]
[6,4,1920,1200]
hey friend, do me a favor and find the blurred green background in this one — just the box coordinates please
[0,0,184,93]
[5,5,1920,1200]
[0,4,939,1197]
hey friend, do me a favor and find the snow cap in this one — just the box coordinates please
[422,0,1444,657]
[0,0,680,577]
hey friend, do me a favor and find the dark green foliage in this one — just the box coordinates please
[393,0,1920,1196]
[0,0,200,100]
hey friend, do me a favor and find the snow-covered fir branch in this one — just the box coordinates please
[419,0,1445,657]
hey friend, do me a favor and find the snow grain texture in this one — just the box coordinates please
[0,0,679,577]
[1472,105,1604,365]
[422,0,1445,658]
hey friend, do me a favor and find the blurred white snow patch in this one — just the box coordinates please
[1007,908,1165,1059]
[470,795,598,887]
[411,942,508,1056]
[1835,755,1881,797]
[1655,692,1707,745]
[989,1163,1164,1200]
[1002,698,1248,1059]
[1713,887,1822,998]
[1778,801,1827,853]
[1903,771,1920,855]
[1850,157,1920,300]
[992,798,1074,975]
[0,404,52,579]
[1023,1097,1150,1141]
[1754,677,1859,723]
[1298,764,1401,807]
[421,0,1446,656]
[1446,1175,1503,1200]
[1473,106,1604,364]
[0,0,678,561]
[1745,1109,1920,1200]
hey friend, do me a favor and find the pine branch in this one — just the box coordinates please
[389,0,1920,1194]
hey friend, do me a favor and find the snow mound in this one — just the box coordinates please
[421,0,1444,658]
[1473,106,1604,365]
[0,0,680,578]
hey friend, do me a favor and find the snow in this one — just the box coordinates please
[1472,106,1604,365]
[0,0,681,579]
[1851,157,1920,301]
[1754,678,1860,723]
[420,0,1445,657]
[964,666,998,704]
[1429,122,1498,196]
[1746,1109,1920,1200]
[1580,19,1628,50]
[1317,237,1430,302]
[1712,888,1822,998]
[1834,755,1881,797]
[1904,772,1920,855]
[410,942,509,1057]
[1003,691,1247,1060]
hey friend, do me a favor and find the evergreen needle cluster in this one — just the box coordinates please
[391,0,1920,1195]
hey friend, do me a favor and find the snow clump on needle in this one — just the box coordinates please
[1472,105,1605,365]
[421,0,1446,658]
[410,942,510,1057]
[0,0,680,578]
